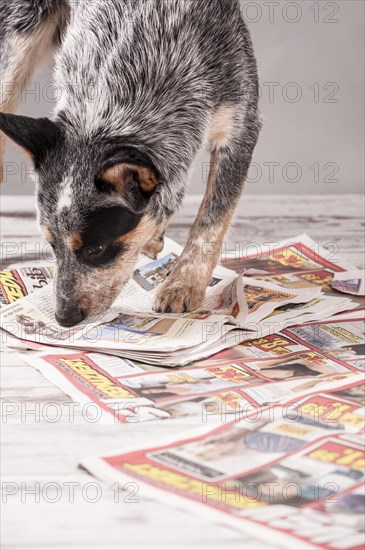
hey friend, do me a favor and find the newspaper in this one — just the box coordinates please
[21,311,364,425]
[330,270,365,297]
[0,266,54,306]
[2,234,364,548]
[0,235,359,365]
[224,235,364,305]
[82,400,364,550]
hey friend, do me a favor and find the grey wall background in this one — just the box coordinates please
[1,0,364,196]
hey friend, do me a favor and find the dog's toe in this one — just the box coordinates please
[153,282,205,314]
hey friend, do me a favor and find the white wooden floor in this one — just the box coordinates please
[1,194,364,550]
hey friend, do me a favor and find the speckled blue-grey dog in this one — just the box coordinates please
[0,0,261,327]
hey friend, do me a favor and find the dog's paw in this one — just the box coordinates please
[142,236,165,260]
[153,279,206,313]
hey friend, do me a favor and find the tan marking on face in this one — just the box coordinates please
[73,216,165,318]
[0,12,65,181]
[66,233,83,251]
[117,215,161,251]
[207,104,236,151]
[101,163,158,193]
[40,225,54,244]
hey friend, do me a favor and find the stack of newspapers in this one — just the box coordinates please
[0,234,363,366]
[1,234,364,550]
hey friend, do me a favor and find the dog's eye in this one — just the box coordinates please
[85,245,104,257]
[78,243,121,267]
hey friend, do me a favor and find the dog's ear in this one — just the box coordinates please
[100,162,158,193]
[0,112,63,167]
[98,160,159,212]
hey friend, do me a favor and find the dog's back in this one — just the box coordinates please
[1,0,259,184]
[54,1,258,170]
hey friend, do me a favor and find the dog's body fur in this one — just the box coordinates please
[0,0,261,327]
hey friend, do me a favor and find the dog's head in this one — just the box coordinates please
[0,113,162,326]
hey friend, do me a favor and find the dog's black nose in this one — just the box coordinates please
[55,309,84,327]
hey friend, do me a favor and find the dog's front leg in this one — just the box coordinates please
[153,108,261,314]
